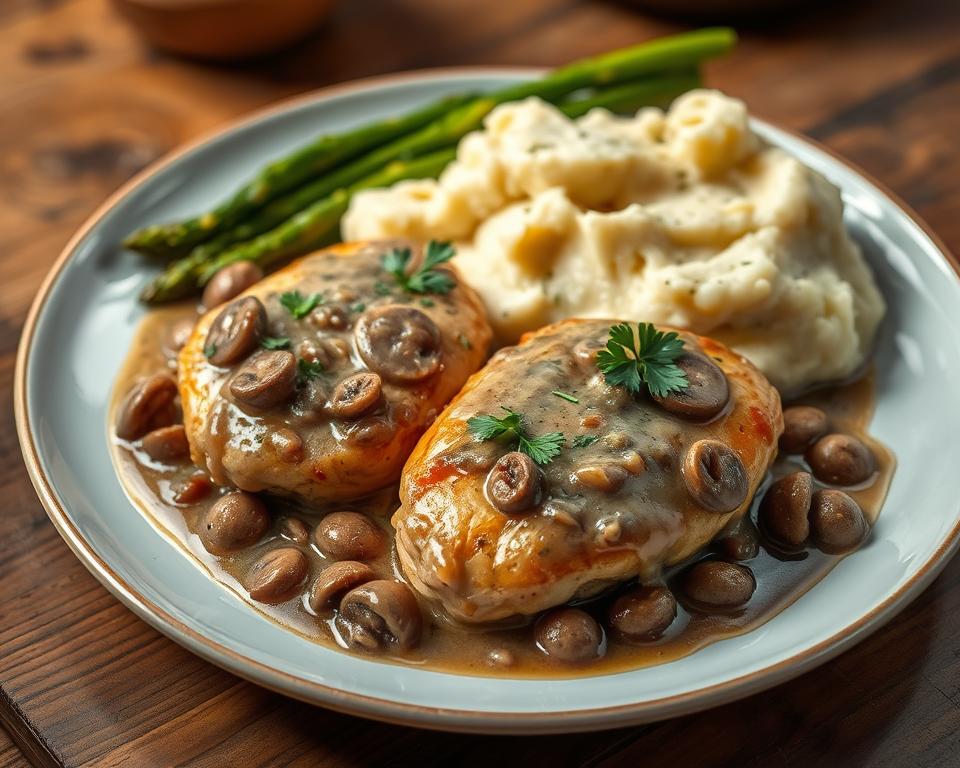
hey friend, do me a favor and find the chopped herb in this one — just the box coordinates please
[572,434,600,448]
[596,322,688,398]
[420,298,435,308]
[467,407,565,466]
[458,333,472,350]
[382,240,456,295]
[261,336,290,350]
[373,281,392,296]
[350,302,366,312]
[296,358,324,386]
[280,290,322,319]
[203,342,217,359]
[551,390,579,404]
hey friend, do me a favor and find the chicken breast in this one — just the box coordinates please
[394,319,782,623]
[179,240,492,504]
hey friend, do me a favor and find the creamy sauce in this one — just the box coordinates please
[110,305,894,678]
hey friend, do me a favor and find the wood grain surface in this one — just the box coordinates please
[2,0,960,765]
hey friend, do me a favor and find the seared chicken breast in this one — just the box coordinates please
[394,319,782,623]
[179,241,492,504]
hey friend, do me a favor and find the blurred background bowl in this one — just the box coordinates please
[110,0,337,61]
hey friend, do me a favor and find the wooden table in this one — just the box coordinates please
[3,0,959,765]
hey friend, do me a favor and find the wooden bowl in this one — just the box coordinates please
[111,0,336,61]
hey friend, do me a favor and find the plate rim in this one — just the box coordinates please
[14,66,960,734]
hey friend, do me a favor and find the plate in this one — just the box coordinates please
[15,69,960,734]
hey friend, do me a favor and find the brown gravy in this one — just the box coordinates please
[110,304,895,678]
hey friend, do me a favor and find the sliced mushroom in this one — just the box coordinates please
[329,372,382,419]
[806,433,874,486]
[682,439,749,513]
[116,374,178,440]
[229,350,297,408]
[779,406,828,454]
[485,452,541,514]
[314,511,386,561]
[809,489,869,553]
[308,561,376,612]
[535,608,605,664]
[715,516,760,561]
[201,261,263,309]
[199,491,270,555]
[355,306,441,383]
[758,471,813,548]
[277,516,310,546]
[608,585,677,642]
[140,424,189,462]
[682,560,755,610]
[171,472,212,505]
[337,580,423,651]
[246,547,309,604]
[652,352,729,420]
[570,463,629,494]
[205,296,267,367]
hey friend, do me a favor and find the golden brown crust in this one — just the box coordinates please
[179,241,492,504]
[394,319,783,623]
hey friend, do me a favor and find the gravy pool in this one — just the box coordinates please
[110,303,894,677]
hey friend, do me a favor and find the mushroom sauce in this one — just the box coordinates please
[111,301,893,678]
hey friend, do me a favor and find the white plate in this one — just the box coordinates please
[15,69,960,734]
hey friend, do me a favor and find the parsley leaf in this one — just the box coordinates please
[280,290,323,319]
[572,434,600,448]
[467,407,565,465]
[382,240,456,295]
[296,358,325,386]
[261,336,290,350]
[596,322,688,398]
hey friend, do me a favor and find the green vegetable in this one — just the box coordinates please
[280,290,322,319]
[551,390,579,403]
[195,148,458,287]
[261,336,290,350]
[596,322,688,398]
[296,358,325,385]
[137,29,737,301]
[467,407,566,466]
[123,94,477,257]
[383,240,456,295]
[572,434,600,448]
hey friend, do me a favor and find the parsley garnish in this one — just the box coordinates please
[420,298,435,308]
[261,336,290,350]
[203,342,217,359]
[467,407,565,465]
[551,390,579,403]
[373,281,392,297]
[572,434,599,448]
[350,302,366,313]
[596,322,688,398]
[280,290,323,319]
[296,358,324,386]
[382,240,456,295]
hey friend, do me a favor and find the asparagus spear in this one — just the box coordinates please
[185,70,701,268]
[126,28,735,259]
[140,73,701,303]
[141,148,457,301]
[124,93,477,257]
[558,71,700,118]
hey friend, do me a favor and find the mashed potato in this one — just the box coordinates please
[343,90,885,394]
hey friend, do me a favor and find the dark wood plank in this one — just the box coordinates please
[1,0,959,765]
[0,726,29,768]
